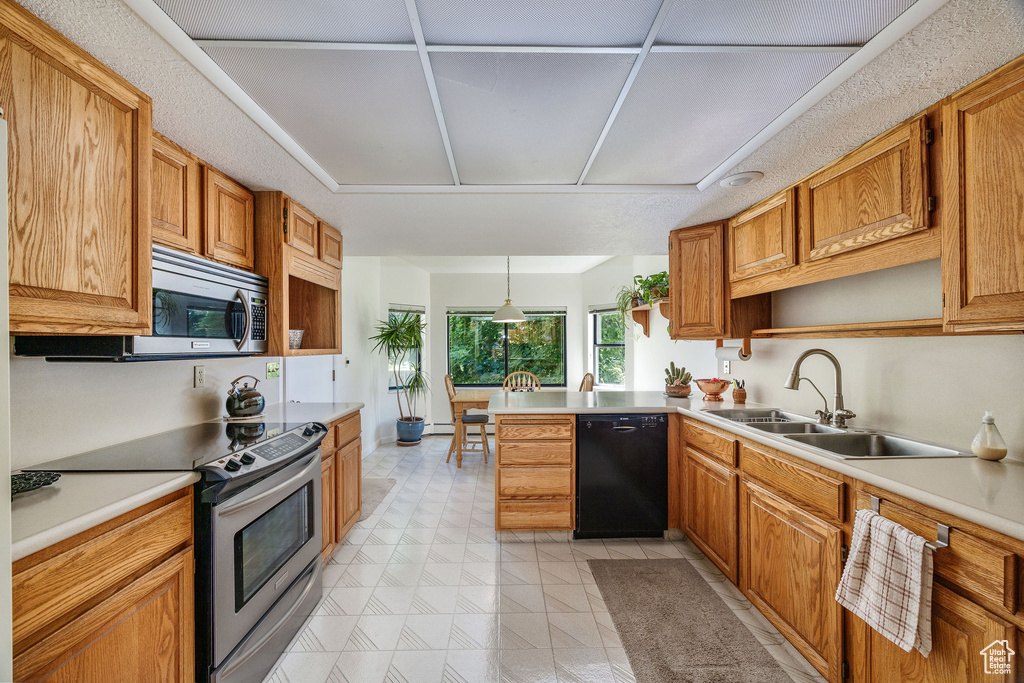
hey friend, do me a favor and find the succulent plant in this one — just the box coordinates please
[664,361,692,386]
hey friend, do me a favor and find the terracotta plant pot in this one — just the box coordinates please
[696,379,731,402]
[665,383,691,397]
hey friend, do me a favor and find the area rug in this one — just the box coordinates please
[589,559,791,683]
[358,478,396,521]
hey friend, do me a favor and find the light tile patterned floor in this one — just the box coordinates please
[264,436,826,683]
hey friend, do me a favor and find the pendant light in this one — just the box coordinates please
[492,256,526,323]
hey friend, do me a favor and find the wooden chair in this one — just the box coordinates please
[503,371,541,392]
[445,375,489,464]
[578,373,594,392]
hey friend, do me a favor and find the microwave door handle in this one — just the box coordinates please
[234,289,251,351]
[216,452,319,517]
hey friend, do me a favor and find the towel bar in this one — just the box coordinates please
[870,495,949,551]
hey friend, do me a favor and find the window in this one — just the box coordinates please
[447,310,566,387]
[592,310,625,386]
[387,305,424,391]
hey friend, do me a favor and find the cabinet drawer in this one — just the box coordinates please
[13,493,192,651]
[855,491,1018,614]
[740,443,843,524]
[498,500,573,530]
[499,441,573,466]
[333,413,361,448]
[320,425,336,456]
[497,416,573,441]
[499,467,572,498]
[684,420,737,466]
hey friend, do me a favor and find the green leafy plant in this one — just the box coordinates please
[369,312,428,421]
[634,271,670,302]
[664,361,692,386]
[615,285,644,322]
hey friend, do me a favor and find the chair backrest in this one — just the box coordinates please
[503,371,540,392]
[444,374,457,421]
[578,373,594,392]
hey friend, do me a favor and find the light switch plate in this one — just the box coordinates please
[723,360,731,374]
[266,361,281,379]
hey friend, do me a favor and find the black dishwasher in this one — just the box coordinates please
[575,414,668,539]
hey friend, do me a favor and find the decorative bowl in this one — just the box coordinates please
[696,378,731,401]
[665,383,691,397]
[288,329,304,350]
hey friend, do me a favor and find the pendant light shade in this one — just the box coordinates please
[492,256,526,323]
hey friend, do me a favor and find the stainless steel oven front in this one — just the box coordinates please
[209,450,322,676]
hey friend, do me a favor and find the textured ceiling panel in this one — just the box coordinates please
[586,51,848,185]
[153,0,414,42]
[431,52,635,184]
[416,0,664,47]
[656,0,916,46]
[202,47,453,185]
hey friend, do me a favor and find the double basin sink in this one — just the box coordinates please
[702,409,969,460]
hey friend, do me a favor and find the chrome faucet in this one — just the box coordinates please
[783,349,856,428]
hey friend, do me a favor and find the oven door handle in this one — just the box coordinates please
[213,559,319,679]
[216,451,319,517]
[234,289,251,351]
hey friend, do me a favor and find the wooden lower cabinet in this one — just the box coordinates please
[13,489,194,682]
[321,452,338,561]
[740,479,844,682]
[320,413,362,561]
[859,584,1016,682]
[495,414,575,531]
[684,447,738,583]
[337,439,362,539]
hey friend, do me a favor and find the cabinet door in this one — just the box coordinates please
[321,453,337,561]
[799,115,930,263]
[286,199,318,257]
[684,448,738,583]
[319,221,343,268]
[204,166,254,270]
[669,222,726,338]
[14,549,194,683]
[728,188,796,281]
[740,480,843,682]
[337,440,362,540]
[862,583,1015,682]
[942,57,1024,331]
[151,132,201,254]
[2,2,152,335]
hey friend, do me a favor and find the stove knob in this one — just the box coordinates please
[303,426,315,436]
[310,424,322,432]
[224,459,241,472]
[239,453,255,465]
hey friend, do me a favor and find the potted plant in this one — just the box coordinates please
[369,312,428,445]
[615,285,645,323]
[664,362,692,397]
[635,271,670,302]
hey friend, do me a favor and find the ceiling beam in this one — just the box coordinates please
[195,39,417,51]
[574,0,675,186]
[650,44,861,54]
[404,0,461,185]
[331,184,700,194]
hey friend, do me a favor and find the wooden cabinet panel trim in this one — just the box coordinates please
[333,413,361,449]
[151,131,201,254]
[669,222,726,338]
[498,441,573,467]
[498,500,573,530]
[496,414,574,424]
[683,419,737,467]
[740,442,844,524]
[286,198,318,257]
[728,187,797,282]
[684,447,738,583]
[321,454,337,561]
[318,221,343,268]
[203,165,254,270]
[497,422,574,441]
[337,440,361,541]
[498,467,572,499]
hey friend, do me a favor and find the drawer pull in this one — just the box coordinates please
[870,495,949,551]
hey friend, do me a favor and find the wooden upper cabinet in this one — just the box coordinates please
[286,199,318,257]
[2,0,152,335]
[204,166,254,270]
[728,188,796,282]
[799,115,930,263]
[942,55,1024,331]
[151,132,201,254]
[319,221,343,268]
[669,222,726,338]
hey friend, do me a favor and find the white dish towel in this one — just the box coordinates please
[835,508,934,656]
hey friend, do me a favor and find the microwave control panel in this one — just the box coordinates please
[251,301,267,341]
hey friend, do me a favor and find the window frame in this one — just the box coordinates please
[592,309,625,387]
[446,311,568,388]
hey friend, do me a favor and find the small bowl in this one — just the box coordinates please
[696,379,731,401]
[665,383,691,397]
[288,329,304,350]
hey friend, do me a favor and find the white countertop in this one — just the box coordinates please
[489,390,1024,543]
[11,402,363,562]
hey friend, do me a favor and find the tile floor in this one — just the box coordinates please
[264,436,825,683]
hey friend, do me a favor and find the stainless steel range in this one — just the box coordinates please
[25,420,329,683]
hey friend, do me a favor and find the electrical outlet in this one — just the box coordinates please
[723,360,731,374]
[194,365,205,389]
[266,361,281,379]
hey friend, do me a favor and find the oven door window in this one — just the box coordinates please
[234,481,314,611]
[153,288,246,339]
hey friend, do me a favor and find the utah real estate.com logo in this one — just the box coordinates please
[980,639,1014,675]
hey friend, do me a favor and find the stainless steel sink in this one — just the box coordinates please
[784,432,969,459]
[748,422,844,435]
[701,408,808,424]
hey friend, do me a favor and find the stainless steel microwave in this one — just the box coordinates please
[15,246,269,361]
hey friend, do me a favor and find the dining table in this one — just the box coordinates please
[450,388,497,468]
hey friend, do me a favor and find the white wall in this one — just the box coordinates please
[333,256,382,452]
